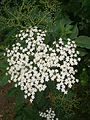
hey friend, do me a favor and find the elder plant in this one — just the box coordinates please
[5,26,81,103]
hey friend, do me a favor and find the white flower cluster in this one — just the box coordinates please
[6,26,81,102]
[39,108,58,120]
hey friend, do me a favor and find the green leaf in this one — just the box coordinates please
[0,59,8,69]
[0,75,9,86]
[15,89,24,105]
[24,106,41,120]
[0,52,5,56]
[7,86,24,104]
[24,107,33,118]
[34,91,48,108]
[7,87,18,97]
[14,103,24,113]
[75,36,90,49]
[78,48,87,56]
[70,25,78,38]
[53,17,73,38]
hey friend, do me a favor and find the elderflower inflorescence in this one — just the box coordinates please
[39,108,58,120]
[6,26,81,102]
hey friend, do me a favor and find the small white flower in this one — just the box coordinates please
[24,95,27,99]
[76,79,79,83]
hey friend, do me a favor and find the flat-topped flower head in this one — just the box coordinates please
[6,26,81,102]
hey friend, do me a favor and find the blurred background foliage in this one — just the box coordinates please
[0,0,90,120]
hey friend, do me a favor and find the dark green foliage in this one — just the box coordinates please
[0,0,90,120]
[0,74,10,86]
[75,36,90,49]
